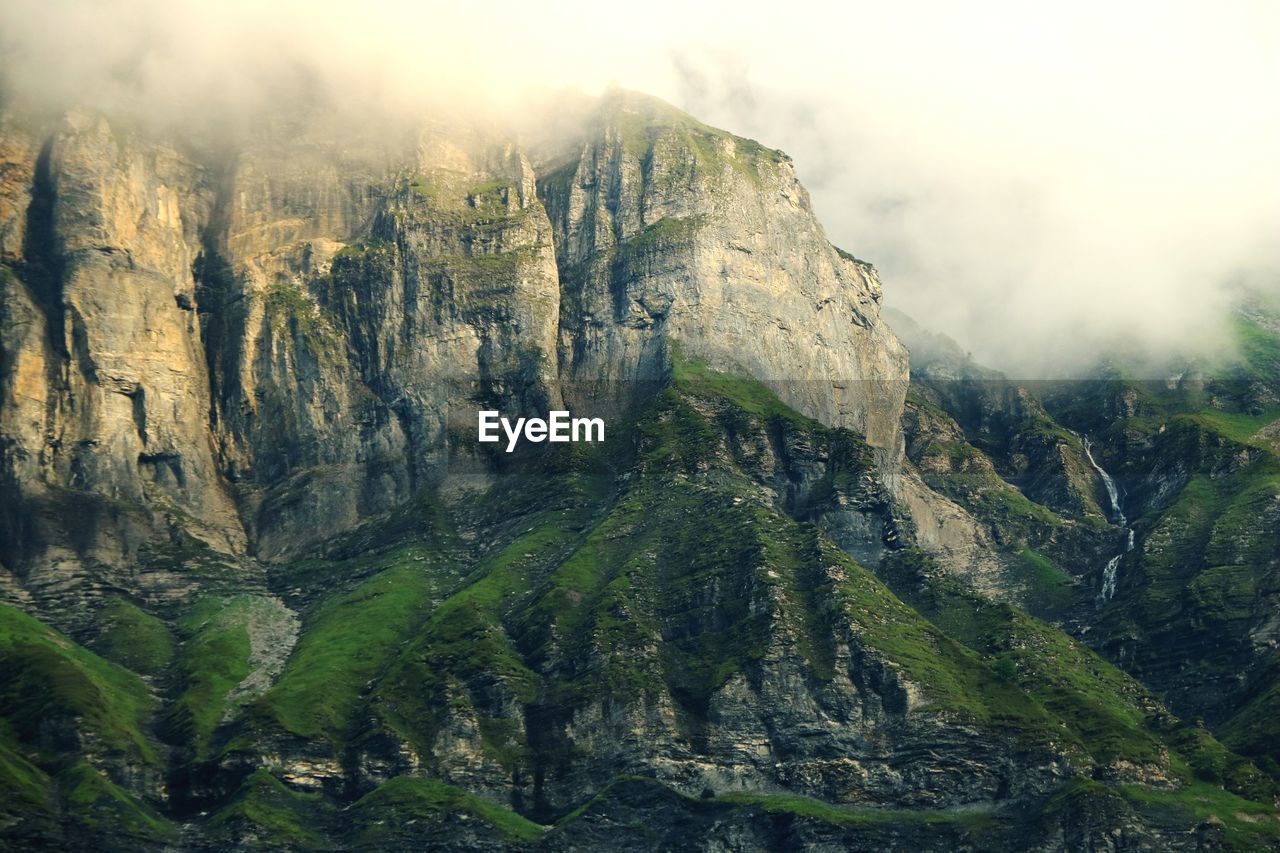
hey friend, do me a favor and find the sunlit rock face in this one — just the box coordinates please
[539,92,907,454]
[0,91,907,583]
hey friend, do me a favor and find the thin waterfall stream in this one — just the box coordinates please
[1081,437,1133,604]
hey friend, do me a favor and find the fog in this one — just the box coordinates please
[3,0,1277,376]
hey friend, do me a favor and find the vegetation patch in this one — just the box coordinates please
[58,760,175,841]
[252,544,455,743]
[87,598,174,677]
[1120,781,1280,849]
[161,595,258,760]
[0,604,157,764]
[350,777,543,844]
[1008,548,1075,615]
[207,769,332,848]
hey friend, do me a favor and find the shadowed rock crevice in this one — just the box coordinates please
[18,137,66,359]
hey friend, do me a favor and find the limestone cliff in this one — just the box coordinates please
[0,92,908,591]
[539,94,906,453]
[0,112,243,622]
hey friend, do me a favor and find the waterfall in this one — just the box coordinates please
[1099,554,1122,601]
[1082,439,1126,526]
[1081,437,1134,604]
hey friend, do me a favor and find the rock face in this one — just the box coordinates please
[541,94,907,453]
[0,91,907,587]
[0,112,243,624]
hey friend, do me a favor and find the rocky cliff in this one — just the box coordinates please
[0,91,906,583]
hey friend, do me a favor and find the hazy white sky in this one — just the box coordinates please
[3,0,1277,373]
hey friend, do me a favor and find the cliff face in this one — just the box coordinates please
[541,94,906,452]
[0,92,907,582]
[0,113,243,619]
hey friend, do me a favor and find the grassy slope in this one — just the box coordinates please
[0,604,157,762]
[350,776,544,845]
[673,360,1278,836]
[366,468,608,767]
[351,355,1275,835]
[86,597,175,677]
[0,603,174,841]
[161,594,258,760]
[207,769,334,848]
[361,356,1079,774]
[247,536,460,744]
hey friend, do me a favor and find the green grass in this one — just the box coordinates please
[1221,679,1280,772]
[252,543,454,743]
[207,769,332,848]
[968,479,1064,529]
[0,607,184,841]
[646,354,1090,744]
[621,215,706,255]
[593,90,786,189]
[670,347,822,425]
[58,760,175,841]
[361,363,897,767]
[883,547,1273,802]
[0,604,158,763]
[403,171,530,229]
[368,472,611,765]
[1232,314,1280,378]
[833,245,872,266]
[909,433,1066,541]
[519,363,869,706]
[0,725,53,817]
[258,280,345,363]
[88,598,175,676]
[1120,781,1280,849]
[582,360,1077,745]
[1126,462,1278,630]
[1185,565,1257,623]
[1191,408,1280,448]
[1009,548,1075,614]
[161,595,258,760]
[711,790,1001,831]
[407,175,443,201]
[880,551,1175,768]
[350,777,544,844]
[559,777,1001,837]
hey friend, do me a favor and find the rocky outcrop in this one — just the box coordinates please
[0,113,243,628]
[542,93,908,456]
[0,93,909,603]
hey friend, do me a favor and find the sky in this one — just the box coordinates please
[2,0,1277,375]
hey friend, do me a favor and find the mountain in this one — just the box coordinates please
[1,91,1278,850]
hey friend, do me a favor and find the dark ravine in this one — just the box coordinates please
[1,94,1279,850]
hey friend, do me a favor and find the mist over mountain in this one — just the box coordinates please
[2,3,1280,850]
[4,0,1278,376]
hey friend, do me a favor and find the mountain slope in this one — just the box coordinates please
[3,354,1277,849]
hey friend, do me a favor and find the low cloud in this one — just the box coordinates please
[3,0,1277,376]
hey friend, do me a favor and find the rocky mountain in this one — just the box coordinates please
[1,91,1278,850]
